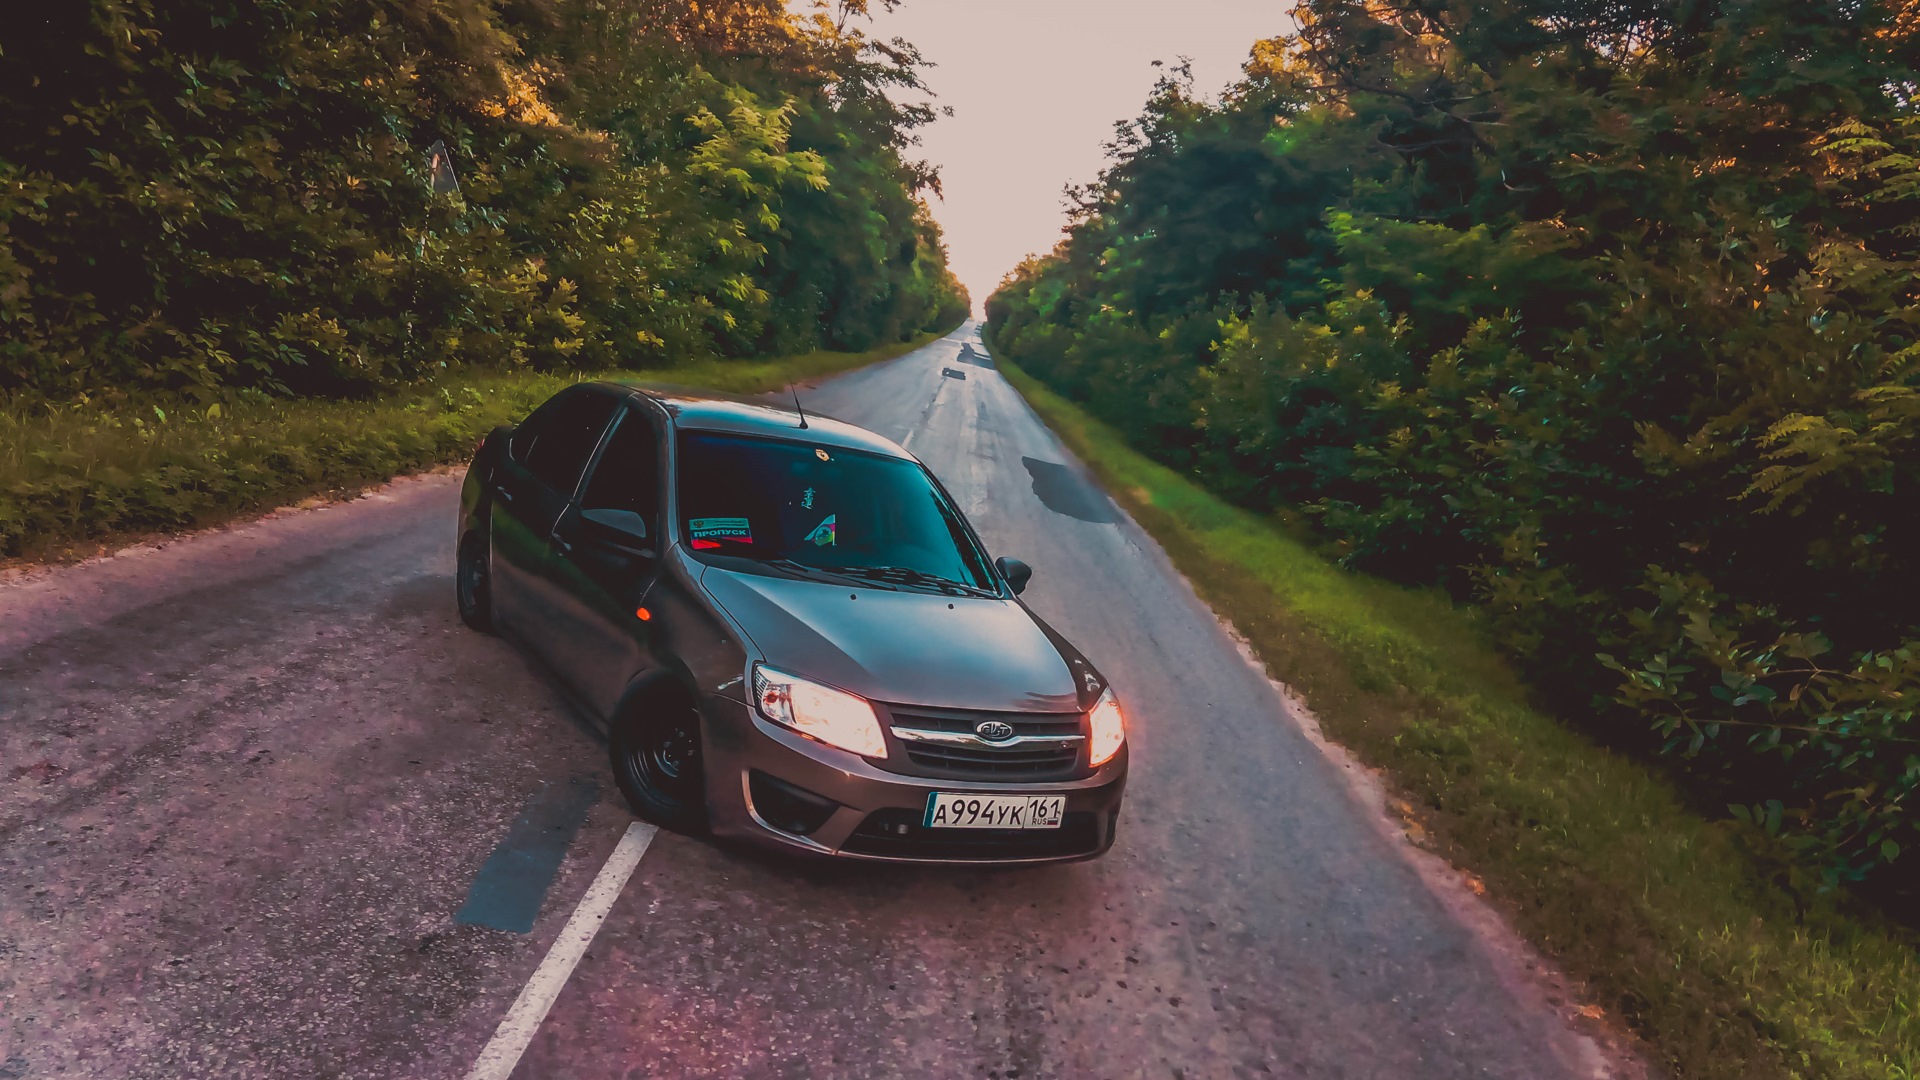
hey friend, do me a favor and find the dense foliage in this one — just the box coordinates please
[989,0,1920,893]
[0,0,967,402]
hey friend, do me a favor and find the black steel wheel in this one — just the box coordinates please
[456,531,494,633]
[611,692,709,834]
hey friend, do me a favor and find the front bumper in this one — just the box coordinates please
[702,696,1127,864]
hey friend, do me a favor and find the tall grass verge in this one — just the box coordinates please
[0,330,950,561]
[995,353,1920,1080]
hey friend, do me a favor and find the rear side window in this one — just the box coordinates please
[520,390,618,496]
[580,408,661,524]
[508,416,541,463]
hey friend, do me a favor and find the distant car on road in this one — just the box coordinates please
[455,383,1127,862]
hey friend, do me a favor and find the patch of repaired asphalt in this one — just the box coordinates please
[956,341,994,368]
[1021,456,1118,524]
[456,776,602,933]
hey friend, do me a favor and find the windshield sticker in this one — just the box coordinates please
[689,517,752,549]
[803,514,837,547]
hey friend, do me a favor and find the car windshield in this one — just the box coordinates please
[675,431,995,594]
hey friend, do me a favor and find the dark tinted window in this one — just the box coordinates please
[581,408,660,523]
[676,432,993,593]
[521,390,618,495]
[509,397,560,462]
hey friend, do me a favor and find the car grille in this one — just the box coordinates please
[841,809,1101,861]
[889,709,1083,737]
[903,742,1079,775]
[882,706,1085,780]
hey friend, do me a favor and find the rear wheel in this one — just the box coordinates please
[611,687,709,834]
[456,531,494,633]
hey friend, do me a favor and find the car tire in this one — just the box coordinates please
[610,690,710,835]
[456,530,494,634]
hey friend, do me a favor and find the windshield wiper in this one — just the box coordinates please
[837,565,994,598]
[759,558,895,589]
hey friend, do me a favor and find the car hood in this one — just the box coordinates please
[698,565,1087,713]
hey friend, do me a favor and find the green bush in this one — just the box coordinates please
[0,0,966,400]
[996,352,1920,1080]
[987,2,1920,893]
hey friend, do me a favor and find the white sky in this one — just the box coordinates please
[864,0,1299,310]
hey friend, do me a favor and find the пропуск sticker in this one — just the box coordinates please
[689,516,752,549]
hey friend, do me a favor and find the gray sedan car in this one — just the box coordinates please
[455,382,1127,862]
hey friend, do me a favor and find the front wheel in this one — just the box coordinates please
[611,691,709,834]
[456,531,494,633]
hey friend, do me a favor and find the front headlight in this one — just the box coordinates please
[1088,686,1125,767]
[752,664,887,758]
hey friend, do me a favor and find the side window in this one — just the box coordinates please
[509,399,557,463]
[523,390,618,496]
[580,407,661,525]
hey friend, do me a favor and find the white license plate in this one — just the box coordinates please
[924,792,1065,830]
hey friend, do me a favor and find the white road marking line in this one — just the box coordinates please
[465,821,658,1080]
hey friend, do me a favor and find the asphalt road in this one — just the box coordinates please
[0,325,1611,1079]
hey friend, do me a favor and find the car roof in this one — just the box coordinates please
[596,382,913,461]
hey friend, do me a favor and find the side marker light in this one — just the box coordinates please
[636,607,652,621]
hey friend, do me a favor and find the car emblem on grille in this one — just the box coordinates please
[974,720,1016,742]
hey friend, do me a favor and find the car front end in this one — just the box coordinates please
[656,405,1129,864]
[701,663,1127,864]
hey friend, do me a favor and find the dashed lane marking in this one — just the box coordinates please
[465,821,658,1080]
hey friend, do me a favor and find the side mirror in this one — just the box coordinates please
[580,508,653,556]
[995,556,1033,596]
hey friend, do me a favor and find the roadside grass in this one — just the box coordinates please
[0,330,949,562]
[994,354,1920,1080]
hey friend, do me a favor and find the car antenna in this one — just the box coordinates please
[789,382,809,429]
